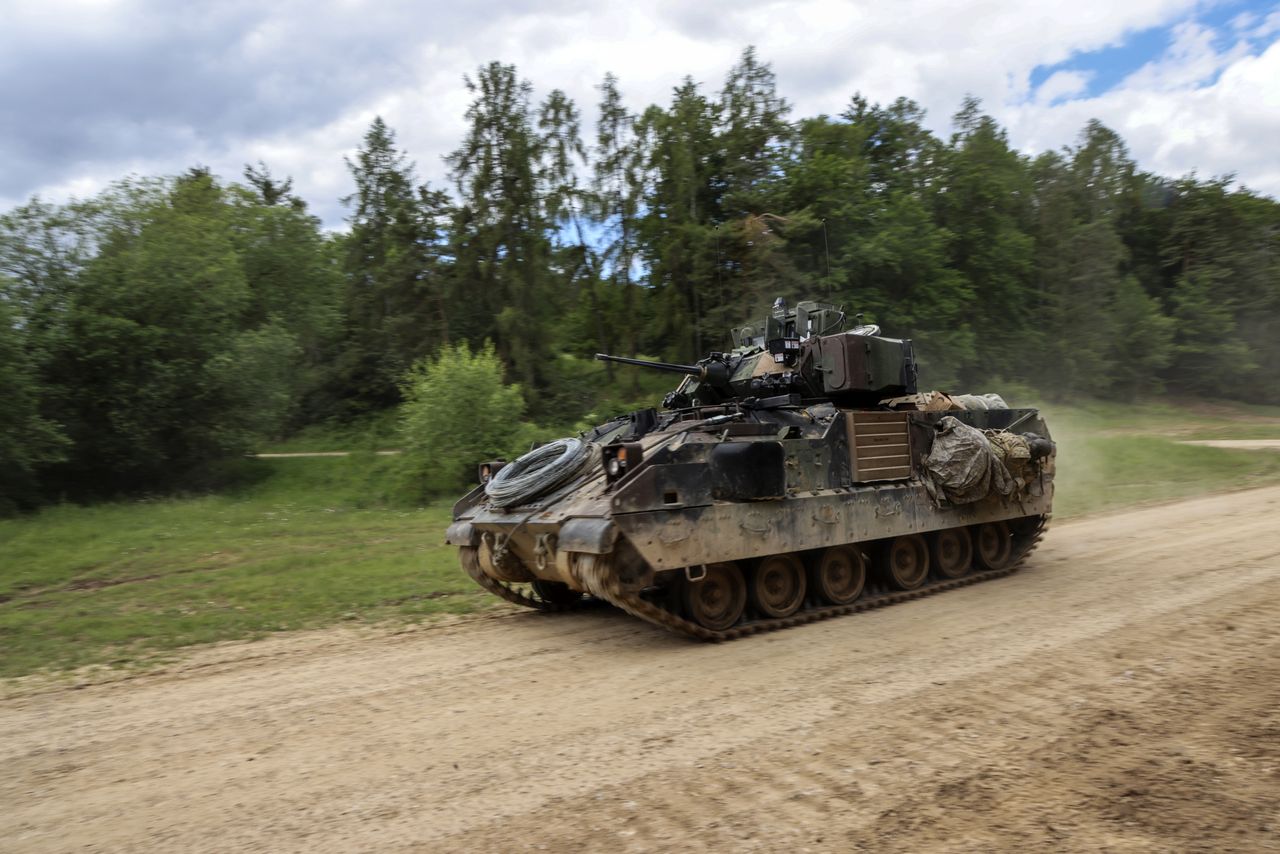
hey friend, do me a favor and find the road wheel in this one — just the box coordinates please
[750,554,807,618]
[682,562,747,631]
[881,535,930,590]
[931,528,973,579]
[974,520,1013,570]
[812,546,866,605]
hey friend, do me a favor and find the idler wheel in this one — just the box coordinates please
[931,527,974,579]
[682,562,747,631]
[974,520,1013,570]
[750,554,807,618]
[881,535,930,590]
[812,545,866,605]
[531,579,583,607]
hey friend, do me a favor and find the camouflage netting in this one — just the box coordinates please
[923,416,1030,506]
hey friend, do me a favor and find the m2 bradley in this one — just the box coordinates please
[445,299,1055,640]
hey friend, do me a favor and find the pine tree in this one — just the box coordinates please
[447,62,556,404]
[591,73,648,362]
[337,117,450,411]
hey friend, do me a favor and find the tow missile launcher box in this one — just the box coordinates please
[446,299,1055,639]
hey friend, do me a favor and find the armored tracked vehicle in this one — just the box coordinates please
[445,299,1054,640]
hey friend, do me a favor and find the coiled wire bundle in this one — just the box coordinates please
[484,438,597,508]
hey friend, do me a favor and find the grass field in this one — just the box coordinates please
[0,454,486,678]
[1040,399,1280,518]
[3,398,1280,679]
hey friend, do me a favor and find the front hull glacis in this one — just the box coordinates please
[445,402,1055,640]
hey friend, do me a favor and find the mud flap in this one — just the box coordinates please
[559,517,618,554]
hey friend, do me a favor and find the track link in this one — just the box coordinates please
[576,515,1050,641]
[458,547,597,613]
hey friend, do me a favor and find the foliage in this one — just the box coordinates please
[335,118,451,413]
[447,63,558,407]
[0,299,69,511]
[2,46,1280,508]
[0,171,338,505]
[397,341,526,497]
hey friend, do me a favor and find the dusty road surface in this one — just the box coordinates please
[3,488,1279,853]
[1179,439,1280,450]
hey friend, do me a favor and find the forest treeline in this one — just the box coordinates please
[2,48,1278,509]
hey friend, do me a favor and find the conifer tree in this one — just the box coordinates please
[448,62,556,403]
[337,117,450,411]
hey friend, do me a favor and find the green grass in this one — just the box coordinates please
[1037,399,1280,518]
[0,454,490,678]
[2,397,1280,679]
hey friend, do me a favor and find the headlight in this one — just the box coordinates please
[477,460,506,485]
[602,442,643,484]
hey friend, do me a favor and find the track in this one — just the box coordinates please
[3,488,1279,852]
[575,516,1047,640]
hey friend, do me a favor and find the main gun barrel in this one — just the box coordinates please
[594,353,703,376]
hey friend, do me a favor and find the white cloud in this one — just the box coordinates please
[1004,16,1280,196]
[1,0,1277,228]
[1036,70,1094,105]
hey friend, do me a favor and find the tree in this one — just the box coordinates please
[719,46,791,216]
[591,73,649,362]
[243,161,298,208]
[780,102,971,386]
[0,297,67,511]
[935,98,1032,385]
[637,78,722,359]
[1107,276,1175,396]
[35,171,300,492]
[337,118,451,412]
[1023,123,1144,397]
[1166,271,1255,396]
[221,183,342,423]
[448,62,557,404]
[537,86,612,369]
[1159,177,1278,399]
[398,341,526,496]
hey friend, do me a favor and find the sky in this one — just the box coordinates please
[2,0,1278,228]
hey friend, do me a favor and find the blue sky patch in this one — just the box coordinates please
[1028,0,1277,102]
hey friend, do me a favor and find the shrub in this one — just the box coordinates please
[398,341,526,497]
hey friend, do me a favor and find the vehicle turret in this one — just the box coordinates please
[595,298,919,409]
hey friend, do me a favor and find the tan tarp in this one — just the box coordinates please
[883,390,962,411]
[923,416,1031,505]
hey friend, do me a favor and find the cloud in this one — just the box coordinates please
[1036,70,1094,105]
[1,0,1276,228]
[1004,15,1280,195]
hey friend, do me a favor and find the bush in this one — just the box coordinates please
[398,341,527,497]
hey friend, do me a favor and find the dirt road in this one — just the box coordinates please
[1180,439,1280,450]
[4,488,1279,853]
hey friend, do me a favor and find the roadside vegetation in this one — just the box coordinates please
[4,49,1279,515]
[3,398,1279,680]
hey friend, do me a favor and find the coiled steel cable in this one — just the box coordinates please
[484,437,596,508]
